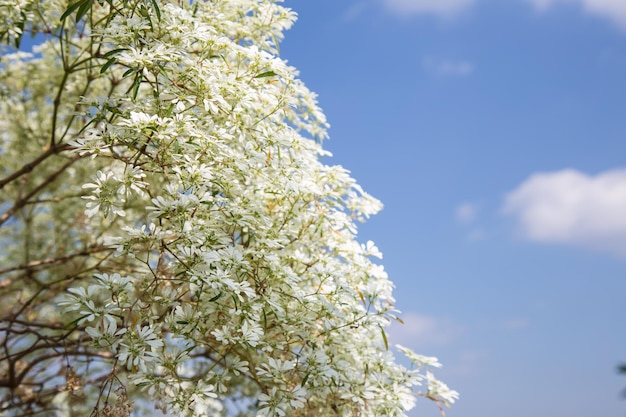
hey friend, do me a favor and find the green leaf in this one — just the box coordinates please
[13,32,22,50]
[60,1,83,21]
[75,0,94,22]
[60,0,91,22]
[100,57,117,73]
[208,292,223,302]
[163,102,175,117]
[14,12,26,49]
[122,67,138,78]
[300,371,311,387]
[64,315,88,329]
[102,48,128,60]
[150,0,161,21]
[130,72,142,100]
[254,71,277,79]
[138,5,153,30]
[380,326,389,351]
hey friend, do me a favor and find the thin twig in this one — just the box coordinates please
[0,156,80,227]
[0,246,111,277]
[0,144,71,191]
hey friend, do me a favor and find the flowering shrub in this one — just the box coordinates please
[0,0,457,416]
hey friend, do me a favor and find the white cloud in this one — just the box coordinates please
[381,0,626,28]
[455,203,486,242]
[503,168,626,256]
[387,312,461,348]
[502,317,530,330]
[523,0,626,29]
[455,202,478,224]
[423,57,475,76]
[454,349,490,376]
[343,2,370,21]
[382,0,475,18]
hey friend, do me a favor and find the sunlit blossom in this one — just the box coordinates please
[0,0,454,415]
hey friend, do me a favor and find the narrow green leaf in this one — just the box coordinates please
[102,48,128,60]
[75,0,94,22]
[301,371,311,387]
[60,0,87,21]
[150,0,161,21]
[131,72,142,100]
[380,326,389,351]
[14,12,26,48]
[64,315,88,329]
[208,291,223,302]
[138,5,153,30]
[100,57,116,73]
[122,67,138,78]
[13,32,22,50]
[164,102,175,117]
[254,71,277,79]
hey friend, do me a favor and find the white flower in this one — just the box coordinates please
[82,170,126,219]
[258,387,286,417]
[239,319,263,347]
[396,344,443,368]
[425,371,460,406]
[0,0,456,415]
[118,325,163,373]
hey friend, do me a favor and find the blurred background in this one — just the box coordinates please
[281,1,626,416]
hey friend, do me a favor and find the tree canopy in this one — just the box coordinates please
[0,1,457,416]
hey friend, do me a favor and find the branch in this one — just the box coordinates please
[0,349,114,389]
[0,156,80,227]
[0,144,71,191]
[0,246,111,278]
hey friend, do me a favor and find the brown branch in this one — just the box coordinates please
[0,144,71,191]
[0,246,111,278]
[0,156,80,228]
[0,349,114,389]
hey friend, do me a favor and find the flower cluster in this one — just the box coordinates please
[0,0,456,416]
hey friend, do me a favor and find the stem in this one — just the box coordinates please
[0,156,80,227]
[0,144,71,191]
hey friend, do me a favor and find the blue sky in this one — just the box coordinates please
[281,1,626,416]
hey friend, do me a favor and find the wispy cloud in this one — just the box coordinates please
[423,57,475,76]
[502,168,626,256]
[381,0,475,18]
[387,312,462,348]
[380,0,626,28]
[523,0,626,30]
[455,202,478,224]
[502,317,530,330]
[455,202,486,242]
[343,2,370,22]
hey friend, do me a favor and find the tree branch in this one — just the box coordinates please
[0,156,80,227]
[0,144,71,191]
[0,246,111,278]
